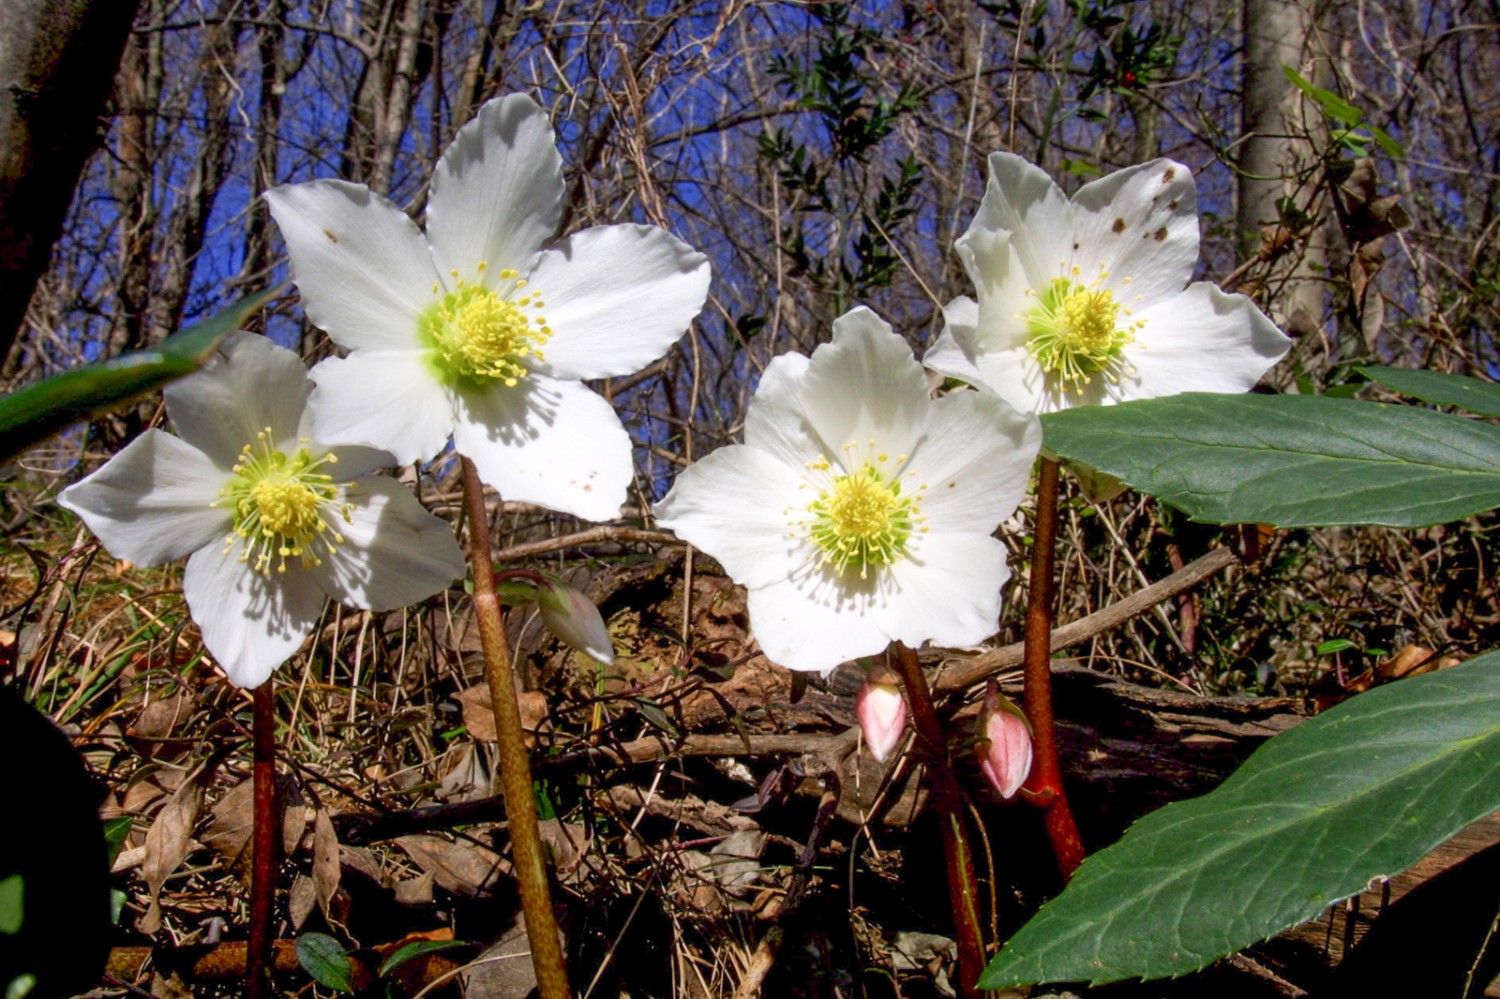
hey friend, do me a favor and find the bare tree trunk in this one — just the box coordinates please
[1238,0,1328,342]
[0,0,142,367]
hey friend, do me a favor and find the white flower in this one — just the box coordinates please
[264,93,710,522]
[653,308,1041,672]
[926,153,1291,413]
[57,332,465,689]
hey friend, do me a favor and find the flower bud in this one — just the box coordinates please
[856,679,907,763]
[536,578,615,665]
[975,680,1032,799]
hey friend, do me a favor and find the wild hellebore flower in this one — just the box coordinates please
[57,333,465,689]
[856,678,907,763]
[264,93,710,521]
[975,680,1032,799]
[926,153,1291,413]
[653,308,1041,673]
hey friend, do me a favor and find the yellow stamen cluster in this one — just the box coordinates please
[420,266,551,386]
[1023,265,1143,392]
[213,428,352,574]
[794,450,927,579]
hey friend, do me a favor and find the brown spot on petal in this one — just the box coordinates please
[323,229,338,243]
[1153,226,1168,241]
[1162,166,1177,183]
[1112,218,1127,233]
[1168,199,1180,211]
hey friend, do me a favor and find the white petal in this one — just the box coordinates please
[307,350,456,465]
[452,375,632,521]
[308,477,464,610]
[742,351,819,469]
[57,430,228,565]
[975,153,1074,287]
[1070,158,1200,302]
[883,532,1009,649]
[526,225,711,379]
[264,180,438,350]
[922,298,987,387]
[908,391,1040,534]
[652,444,808,591]
[183,545,324,689]
[801,308,929,468]
[1124,283,1291,399]
[746,575,891,672]
[426,94,564,279]
[165,332,311,466]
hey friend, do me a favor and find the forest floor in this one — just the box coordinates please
[4,519,1498,999]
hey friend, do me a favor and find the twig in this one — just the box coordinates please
[461,457,571,999]
[492,525,678,562]
[730,765,842,998]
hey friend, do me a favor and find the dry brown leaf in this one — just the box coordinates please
[313,808,342,924]
[393,870,435,906]
[436,743,491,803]
[137,772,206,934]
[201,778,254,867]
[456,684,496,741]
[457,684,550,748]
[288,874,317,931]
[395,834,510,897]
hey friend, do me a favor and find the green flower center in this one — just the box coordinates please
[214,428,352,574]
[1024,270,1142,392]
[419,266,551,386]
[803,457,924,580]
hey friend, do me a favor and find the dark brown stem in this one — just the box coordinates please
[891,642,986,995]
[246,681,276,999]
[460,457,571,999]
[1022,457,1086,877]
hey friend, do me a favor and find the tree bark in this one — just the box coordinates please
[0,0,143,366]
[1238,0,1329,341]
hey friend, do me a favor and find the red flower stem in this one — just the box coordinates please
[246,680,276,999]
[891,641,986,995]
[460,457,571,999]
[1022,456,1085,877]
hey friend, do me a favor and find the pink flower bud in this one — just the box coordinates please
[537,578,615,665]
[975,681,1032,799]
[856,680,907,763]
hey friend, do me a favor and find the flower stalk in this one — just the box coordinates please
[1021,457,1085,876]
[461,457,570,998]
[890,642,986,995]
[246,681,276,999]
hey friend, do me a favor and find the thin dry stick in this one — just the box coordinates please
[891,641,986,996]
[460,457,570,999]
[246,681,276,999]
[1021,457,1085,877]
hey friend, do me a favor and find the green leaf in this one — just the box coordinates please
[0,875,22,935]
[295,932,355,993]
[376,939,467,978]
[981,650,1500,988]
[1040,393,1500,527]
[1282,66,1402,157]
[1356,366,1500,417]
[0,285,282,462]
[1315,638,1358,654]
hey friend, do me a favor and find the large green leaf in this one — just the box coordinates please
[0,285,282,462]
[1040,393,1500,527]
[1357,365,1500,418]
[981,650,1500,988]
